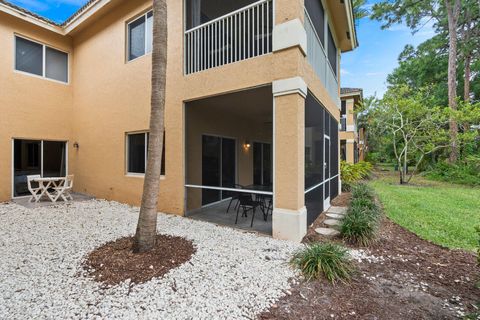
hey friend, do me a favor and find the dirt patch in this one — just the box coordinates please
[261,211,480,319]
[331,192,352,207]
[84,235,195,285]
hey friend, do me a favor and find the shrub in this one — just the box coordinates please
[341,206,379,246]
[291,243,354,283]
[351,183,375,200]
[341,161,373,191]
[340,183,381,246]
[427,158,480,186]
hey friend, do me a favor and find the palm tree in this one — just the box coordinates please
[133,0,168,253]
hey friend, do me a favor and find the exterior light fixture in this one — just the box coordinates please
[73,142,79,149]
[243,140,251,150]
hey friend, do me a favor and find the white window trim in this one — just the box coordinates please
[125,131,166,178]
[13,34,69,84]
[126,9,153,63]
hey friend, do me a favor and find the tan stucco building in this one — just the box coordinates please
[339,87,365,164]
[0,0,357,241]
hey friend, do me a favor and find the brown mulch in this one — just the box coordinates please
[260,195,480,320]
[84,235,196,285]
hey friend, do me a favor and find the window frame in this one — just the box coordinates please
[126,9,153,63]
[13,34,69,84]
[125,131,166,177]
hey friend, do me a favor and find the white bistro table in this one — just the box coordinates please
[32,177,67,203]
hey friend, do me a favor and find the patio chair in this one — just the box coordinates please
[53,175,74,202]
[27,175,42,203]
[226,184,245,213]
[235,193,264,227]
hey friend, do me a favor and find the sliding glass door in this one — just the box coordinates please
[201,135,236,206]
[253,142,272,186]
[13,139,67,197]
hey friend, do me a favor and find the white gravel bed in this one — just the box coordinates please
[0,200,301,320]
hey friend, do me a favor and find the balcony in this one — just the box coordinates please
[304,10,340,108]
[184,0,274,75]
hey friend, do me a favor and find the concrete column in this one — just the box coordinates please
[346,139,355,164]
[272,77,307,242]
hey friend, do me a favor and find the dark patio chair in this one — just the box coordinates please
[235,193,264,227]
[226,184,245,213]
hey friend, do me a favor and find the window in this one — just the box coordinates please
[15,36,68,83]
[327,27,337,77]
[127,11,153,61]
[126,132,165,175]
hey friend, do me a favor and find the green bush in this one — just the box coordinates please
[341,206,379,246]
[341,161,373,191]
[427,158,480,186]
[340,183,381,246]
[291,243,354,283]
[351,183,375,200]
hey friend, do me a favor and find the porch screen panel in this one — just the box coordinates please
[305,93,324,189]
[305,0,325,46]
[330,115,339,199]
[13,140,41,197]
[43,141,66,177]
[305,92,326,223]
[327,27,337,77]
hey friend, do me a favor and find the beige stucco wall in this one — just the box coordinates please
[0,0,348,224]
[0,12,73,201]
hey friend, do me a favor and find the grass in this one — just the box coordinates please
[370,172,480,251]
[291,243,354,283]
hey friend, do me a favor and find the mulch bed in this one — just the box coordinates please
[260,194,480,320]
[84,235,196,285]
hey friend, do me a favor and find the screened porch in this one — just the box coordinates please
[184,86,274,234]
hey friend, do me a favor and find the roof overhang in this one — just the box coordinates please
[0,0,120,36]
[325,0,358,52]
[0,1,63,34]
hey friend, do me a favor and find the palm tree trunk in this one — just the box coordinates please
[133,0,168,253]
[445,0,460,163]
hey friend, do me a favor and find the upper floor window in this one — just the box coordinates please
[15,36,68,83]
[327,27,337,77]
[126,132,165,176]
[305,0,325,47]
[341,100,346,116]
[127,10,153,61]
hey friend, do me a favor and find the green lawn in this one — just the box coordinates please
[370,172,480,251]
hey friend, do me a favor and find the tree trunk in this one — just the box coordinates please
[464,54,471,102]
[445,0,461,163]
[133,0,168,253]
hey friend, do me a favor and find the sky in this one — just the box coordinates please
[8,0,437,98]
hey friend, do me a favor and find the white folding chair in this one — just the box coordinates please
[54,175,74,202]
[27,175,42,203]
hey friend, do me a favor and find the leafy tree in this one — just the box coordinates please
[133,0,167,253]
[369,86,451,184]
[371,0,466,162]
